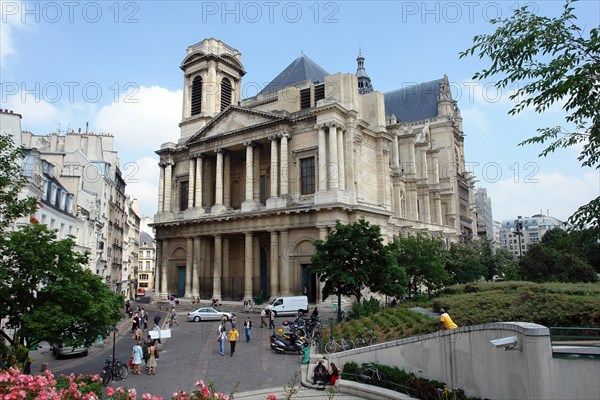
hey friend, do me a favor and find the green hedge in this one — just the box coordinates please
[438,281,600,296]
[341,361,481,400]
[433,291,600,327]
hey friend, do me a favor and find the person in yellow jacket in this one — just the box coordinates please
[228,326,239,356]
[439,308,458,330]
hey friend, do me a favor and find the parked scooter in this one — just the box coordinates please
[270,329,305,354]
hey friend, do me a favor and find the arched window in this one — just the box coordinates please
[191,76,202,116]
[220,77,232,111]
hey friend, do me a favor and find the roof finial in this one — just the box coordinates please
[355,46,373,94]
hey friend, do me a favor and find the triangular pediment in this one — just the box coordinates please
[186,106,286,144]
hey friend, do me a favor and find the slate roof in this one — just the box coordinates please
[140,231,154,247]
[258,54,329,95]
[383,79,443,123]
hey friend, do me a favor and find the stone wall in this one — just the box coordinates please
[325,322,600,400]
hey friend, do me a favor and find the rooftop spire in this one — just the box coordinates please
[355,49,373,94]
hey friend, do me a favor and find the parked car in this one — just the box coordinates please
[187,307,232,322]
[52,343,89,358]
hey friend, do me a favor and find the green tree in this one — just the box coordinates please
[309,219,405,320]
[541,228,600,274]
[445,241,487,284]
[488,248,520,281]
[519,243,598,283]
[0,222,123,349]
[392,233,449,298]
[460,0,600,238]
[0,132,38,228]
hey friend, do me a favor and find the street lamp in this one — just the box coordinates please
[109,325,118,363]
[514,219,524,258]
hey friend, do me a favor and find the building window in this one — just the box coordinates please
[220,77,232,111]
[180,181,189,211]
[139,274,149,280]
[146,261,150,269]
[314,84,325,103]
[300,157,315,195]
[191,75,202,116]
[300,88,311,109]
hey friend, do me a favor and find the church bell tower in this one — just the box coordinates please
[178,38,246,142]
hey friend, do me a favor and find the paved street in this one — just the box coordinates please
[30,303,363,399]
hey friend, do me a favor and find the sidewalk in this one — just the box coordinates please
[29,315,132,375]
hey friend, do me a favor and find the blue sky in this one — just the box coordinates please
[1,0,598,223]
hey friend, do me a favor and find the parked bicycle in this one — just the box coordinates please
[355,329,378,347]
[100,355,129,386]
[324,336,355,353]
[357,362,386,386]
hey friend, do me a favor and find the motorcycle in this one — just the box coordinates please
[270,331,306,354]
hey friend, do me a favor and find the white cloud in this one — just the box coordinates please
[0,0,20,68]
[94,86,182,156]
[484,171,599,223]
[121,155,159,218]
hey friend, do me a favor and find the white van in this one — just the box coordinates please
[267,296,308,317]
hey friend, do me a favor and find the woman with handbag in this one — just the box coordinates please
[131,341,143,375]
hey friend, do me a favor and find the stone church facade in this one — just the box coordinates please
[152,38,476,303]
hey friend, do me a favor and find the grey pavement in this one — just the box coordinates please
[29,301,366,399]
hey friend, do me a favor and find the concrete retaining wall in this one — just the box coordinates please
[325,322,600,400]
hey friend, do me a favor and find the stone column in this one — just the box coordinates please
[407,129,416,176]
[157,164,165,212]
[207,62,217,113]
[337,128,345,190]
[223,152,231,208]
[161,241,169,298]
[242,141,255,211]
[318,227,328,303]
[432,154,440,184]
[222,238,229,298]
[213,235,222,301]
[279,229,290,296]
[269,230,279,299]
[280,133,289,196]
[422,192,431,224]
[155,240,162,293]
[392,131,400,170]
[421,148,429,183]
[185,237,193,296]
[212,149,225,213]
[318,126,327,191]
[195,155,204,210]
[188,158,195,208]
[192,237,200,297]
[434,193,443,225]
[327,124,339,189]
[244,232,253,300]
[164,162,173,212]
[269,135,279,198]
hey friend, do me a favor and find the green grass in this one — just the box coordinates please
[324,281,600,345]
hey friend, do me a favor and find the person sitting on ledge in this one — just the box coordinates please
[313,361,327,385]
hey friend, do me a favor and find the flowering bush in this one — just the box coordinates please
[0,369,278,400]
[0,367,101,399]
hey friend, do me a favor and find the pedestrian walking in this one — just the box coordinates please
[146,342,157,375]
[228,326,239,356]
[142,310,148,330]
[269,308,276,329]
[231,313,237,328]
[243,317,252,342]
[171,307,180,326]
[260,308,267,328]
[131,313,140,333]
[217,327,227,356]
[131,341,143,375]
